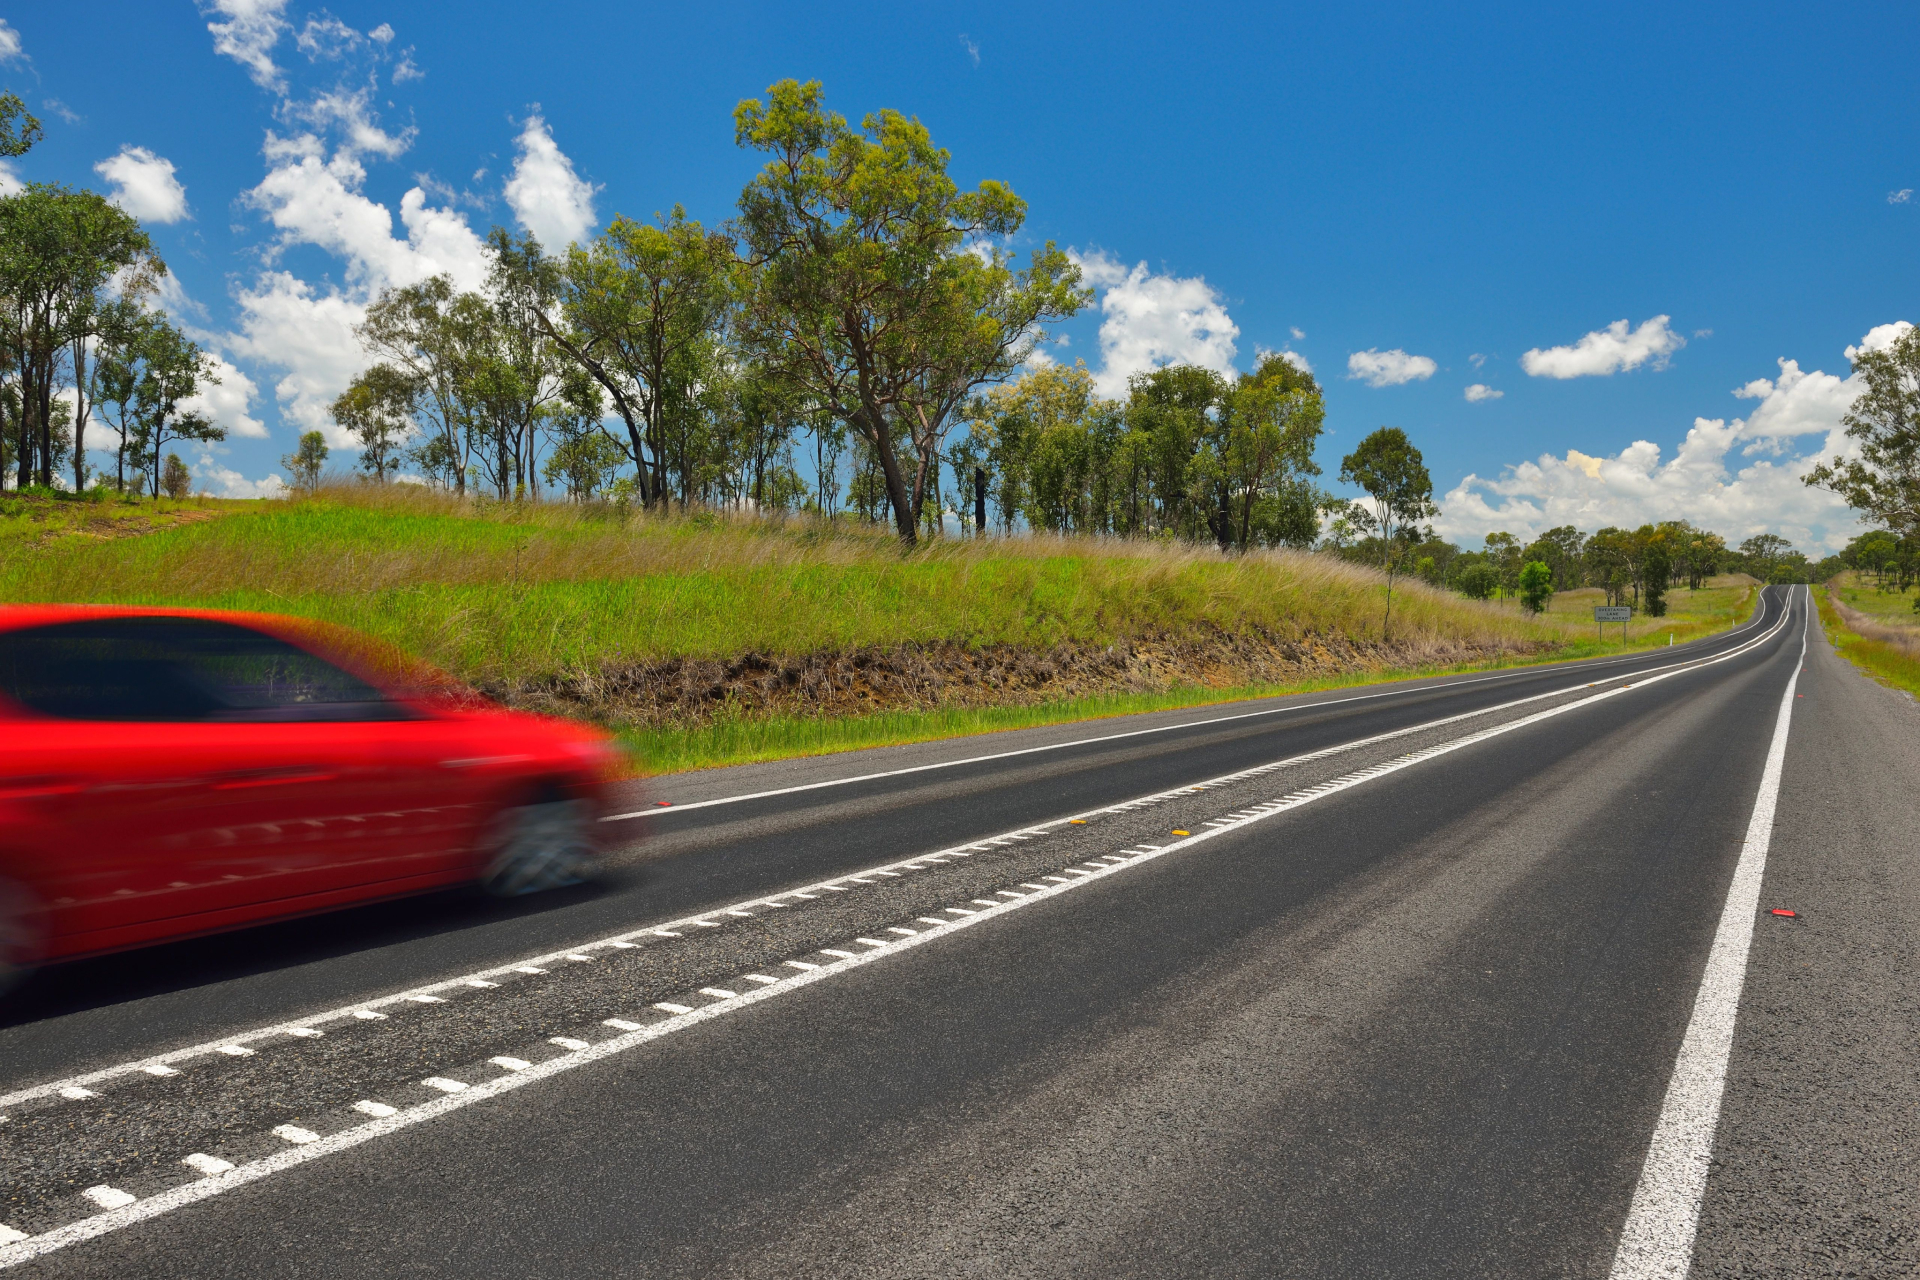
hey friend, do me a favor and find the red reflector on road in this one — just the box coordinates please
[1770,908,1796,917]
[655,801,671,807]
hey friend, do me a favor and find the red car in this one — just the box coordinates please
[0,606,625,987]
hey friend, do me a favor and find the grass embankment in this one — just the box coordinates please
[1819,572,1920,698]
[1472,578,1760,655]
[0,486,1753,771]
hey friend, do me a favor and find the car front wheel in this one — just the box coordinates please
[479,800,598,897]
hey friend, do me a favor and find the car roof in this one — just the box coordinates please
[0,605,296,634]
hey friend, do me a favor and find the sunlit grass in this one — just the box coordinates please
[1820,577,1920,698]
[0,484,1569,680]
[0,485,1767,772]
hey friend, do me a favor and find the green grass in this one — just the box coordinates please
[0,484,1565,675]
[0,486,1767,772]
[1820,576,1920,698]
[1831,572,1920,624]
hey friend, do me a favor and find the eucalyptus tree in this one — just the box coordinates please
[357,276,487,494]
[1339,427,1438,641]
[330,363,418,481]
[1215,353,1326,550]
[126,320,222,496]
[548,207,736,508]
[0,183,162,488]
[1807,324,1920,538]
[732,79,1085,546]
[0,93,43,158]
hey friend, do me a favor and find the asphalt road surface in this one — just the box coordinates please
[3,584,1915,1278]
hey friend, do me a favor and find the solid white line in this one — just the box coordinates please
[0,597,1791,1117]
[602,603,1772,824]
[1608,587,1808,1280]
[0,598,1795,1270]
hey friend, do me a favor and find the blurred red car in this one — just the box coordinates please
[0,606,625,987]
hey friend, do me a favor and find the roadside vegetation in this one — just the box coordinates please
[0,484,1770,772]
[1820,570,1920,700]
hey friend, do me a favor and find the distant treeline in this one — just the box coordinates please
[1330,522,1857,617]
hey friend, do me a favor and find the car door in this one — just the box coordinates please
[0,615,440,948]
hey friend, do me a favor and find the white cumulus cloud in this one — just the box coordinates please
[288,89,415,160]
[504,114,597,251]
[1254,344,1312,375]
[234,130,489,441]
[1520,315,1684,379]
[204,0,290,93]
[1890,189,1913,205]
[0,19,23,63]
[1346,348,1437,387]
[0,160,20,197]
[1435,323,1912,552]
[94,146,190,223]
[1070,249,1240,397]
[1464,383,1503,402]
[178,352,267,439]
[193,454,289,498]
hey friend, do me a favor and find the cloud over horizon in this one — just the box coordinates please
[1436,322,1913,553]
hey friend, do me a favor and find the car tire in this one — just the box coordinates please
[0,877,45,997]
[479,800,597,898]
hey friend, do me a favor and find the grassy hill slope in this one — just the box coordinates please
[0,488,1754,770]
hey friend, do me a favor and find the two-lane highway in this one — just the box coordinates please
[4,585,1913,1276]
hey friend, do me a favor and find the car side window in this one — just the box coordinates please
[0,617,417,723]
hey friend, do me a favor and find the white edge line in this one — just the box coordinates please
[0,593,1796,1269]
[0,593,1792,1112]
[604,599,1774,822]
[1607,587,1808,1280]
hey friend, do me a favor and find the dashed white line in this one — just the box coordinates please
[79,1188,134,1212]
[271,1125,319,1146]
[181,1154,233,1177]
[420,1078,468,1094]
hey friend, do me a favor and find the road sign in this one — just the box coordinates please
[1594,606,1632,621]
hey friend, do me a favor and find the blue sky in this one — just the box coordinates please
[4,2,1914,550]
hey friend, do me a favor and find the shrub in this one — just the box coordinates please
[1518,560,1553,614]
[160,453,192,500]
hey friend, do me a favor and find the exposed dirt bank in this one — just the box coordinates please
[482,627,1552,729]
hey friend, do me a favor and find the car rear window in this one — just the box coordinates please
[0,617,417,722]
